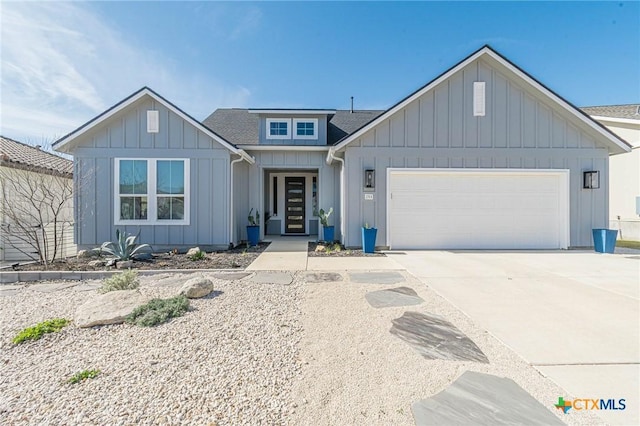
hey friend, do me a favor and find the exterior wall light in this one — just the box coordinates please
[583,171,599,189]
[364,169,375,189]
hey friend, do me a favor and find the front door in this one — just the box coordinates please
[285,177,305,233]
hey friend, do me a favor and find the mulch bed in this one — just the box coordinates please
[308,242,386,257]
[7,243,270,271]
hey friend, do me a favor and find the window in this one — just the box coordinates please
[293,118,318,139]
[266,118,291,139]
[115,158,190,225]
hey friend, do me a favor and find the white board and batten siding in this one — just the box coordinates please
[387,169,570,249]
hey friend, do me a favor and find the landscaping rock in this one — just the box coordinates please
[186,247,202,257]
[132,252,153,261]
[77,249,99,259]
[314,244,326,252]
[116,260,133,269]
[180,276,214,298]
[75,290,147,328]
[88,260,106,267]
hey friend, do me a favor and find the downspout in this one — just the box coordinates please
[229,149,255,247]
[327,148,345,244]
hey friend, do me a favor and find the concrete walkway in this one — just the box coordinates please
[246,236,402,271]
[245,236,310,271]
[391,250,640,426]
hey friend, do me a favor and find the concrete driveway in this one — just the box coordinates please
[390,250,639,425]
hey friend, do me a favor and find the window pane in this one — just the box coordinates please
[269,121,288,136]
[157,160,185,195]
[157,196,184,220]
[296,122,314,136]
[119,160,147,194]
[120,196,148,220]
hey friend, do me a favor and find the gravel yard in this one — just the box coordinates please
[1,268,607,425]
[0,272,302,425]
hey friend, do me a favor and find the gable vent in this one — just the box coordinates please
[147,110,159,133]
[473,82,486,117]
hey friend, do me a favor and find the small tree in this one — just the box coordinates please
[0,139,75,266]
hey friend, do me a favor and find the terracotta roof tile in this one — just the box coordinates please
[0,136,73,175]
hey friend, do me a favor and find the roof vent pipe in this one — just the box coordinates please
[636,105,640,116]
[350,96,354,113]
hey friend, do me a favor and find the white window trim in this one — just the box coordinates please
[266,118,291,139]
[293,118,318,140]
[114,158,190,226]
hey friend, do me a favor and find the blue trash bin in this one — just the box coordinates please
[592,229,618,254]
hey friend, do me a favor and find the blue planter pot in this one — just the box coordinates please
[247,226,260,247]
[362,227,377,253]
[592,228,617,254]
[322,225,335,243]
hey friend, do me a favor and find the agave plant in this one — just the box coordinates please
[100,229,152,261]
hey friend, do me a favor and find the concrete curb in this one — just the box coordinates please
[0,269,247,284]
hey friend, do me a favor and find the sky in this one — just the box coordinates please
[1,1,639,146]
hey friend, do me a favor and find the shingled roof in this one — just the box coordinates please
[581,104,640,120]
[203,109,384,145]
[0,136,73,176]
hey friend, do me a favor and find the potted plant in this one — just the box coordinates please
[247,208,260,247]
[317,207,334,243]
[362,222,377,253]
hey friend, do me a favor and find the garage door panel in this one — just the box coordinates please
[388,169,569,249]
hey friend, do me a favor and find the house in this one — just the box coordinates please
[581,105,640,241]
[53,45,631,251]
[0,136,75,262]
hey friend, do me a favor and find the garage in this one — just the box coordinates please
[387,169,570,249]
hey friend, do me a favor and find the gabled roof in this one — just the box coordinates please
[53,87,254,164]
[203,109,384,146]
[0,136,73,176]
[581,104,640,121]
[328,45,632,162]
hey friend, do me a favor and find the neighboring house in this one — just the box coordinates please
[581,105,640,241]
[0,136,75,261]
[53,45,631,251]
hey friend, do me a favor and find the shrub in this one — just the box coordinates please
[99,270,139,293]
[126,296,189,327]
[99,229,151,261]
[189,250,206,261]
[13,318,70,344]
[68,369,100,384]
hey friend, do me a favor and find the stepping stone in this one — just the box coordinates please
[349,271,405,285]
[27,282,78,293]
[73,283,101,292]
[365,287,424,308]
[304,272,343,283]
[390,311,488,363]
[0,285,23,297]
[251,272,292,285]
[412,371,564,425]
[211,272,251,281]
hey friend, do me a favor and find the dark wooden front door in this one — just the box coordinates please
[285,177,305,233]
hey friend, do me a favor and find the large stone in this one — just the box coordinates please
[186,247,202,257]
[412,371,564,425]
[116,260,133,269]
[390,311,489,363]
[303,272,343,283]
[365,286,424,308]
[180,276,214,299]
[88,260,106,267]
[349,271,405,285]
[75,290,147,328]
